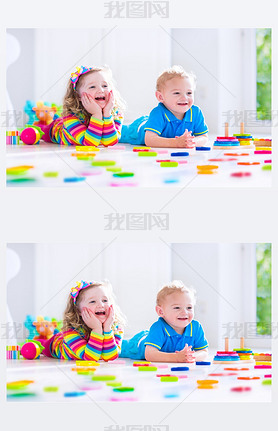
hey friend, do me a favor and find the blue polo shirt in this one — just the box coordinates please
[119,318,208,360]
[138,103,208,145]
[143,317,208,355]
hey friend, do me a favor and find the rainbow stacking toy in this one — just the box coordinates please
[233,134,253,146]
[213,351,240,363]
[213,136,240,148]
[214,122,254,149]
[213,337,255,364]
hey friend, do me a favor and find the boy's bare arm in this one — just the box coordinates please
[145,345,209,363]
[145,345,182,362]
[194,348,209,361]
[145,345,196,363]
[145,131,195,148]
[193,133,209,146]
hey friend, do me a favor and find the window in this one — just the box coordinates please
[256,29,271,121]
[256,243,271,335]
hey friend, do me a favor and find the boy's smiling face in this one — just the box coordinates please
[156,76,194,120]
[156,291,194,334]
[77,285,111,323]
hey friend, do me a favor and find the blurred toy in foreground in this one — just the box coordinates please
[20,126,44,145]
[21,340,44,359]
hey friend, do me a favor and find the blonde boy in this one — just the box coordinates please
[120,66,209,148]
[120,281,208,362]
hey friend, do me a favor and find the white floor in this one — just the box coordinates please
[7,354,271,402]
[6,141,271,188]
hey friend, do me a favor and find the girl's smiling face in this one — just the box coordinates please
[78,285,111,323]
[77,71,111,108]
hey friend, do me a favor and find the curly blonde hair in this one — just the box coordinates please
[62,66,126,126]
[62,281,126,340]
[156,280,196,306]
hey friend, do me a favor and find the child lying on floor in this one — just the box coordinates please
[120,65,208,148]
[120,280,208,362]
[40,280,125,361]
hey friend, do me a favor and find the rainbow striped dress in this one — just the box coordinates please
[50,111,123,147]
[50,326,123,361]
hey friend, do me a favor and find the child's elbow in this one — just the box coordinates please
[145,346,155,361]
[144,131,157,147]
[145,351,152,361]
[144,134,151,147]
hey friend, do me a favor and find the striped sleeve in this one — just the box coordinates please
[64,116,104,147]
[63,330,104,360]
[50,329,104,360]
[101,113,123,147]
[83,332,104,360]
[101,328,123,361]
[50,115,103,146]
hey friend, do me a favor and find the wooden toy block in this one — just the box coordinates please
[253,139,272,147]
[253,353,272,362]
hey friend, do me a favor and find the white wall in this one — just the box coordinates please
[171,243,219,347]
[7,243,36,324]
[7,28,171,124]
[7,243,171,340]
[7,28,263,133]
[171,28,250,135]
[171,29,219,134]
[7,29,35,127]
[218,28,246,131]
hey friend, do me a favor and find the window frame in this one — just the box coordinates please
[242,243,271,349]
[242,28,272,135]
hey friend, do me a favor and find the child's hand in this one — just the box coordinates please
[174,129,196,148]
[103,305,114,332]
[81,92,103,118]
[175,344,196,363]
[81,307,103,334]
[103,90,114,117]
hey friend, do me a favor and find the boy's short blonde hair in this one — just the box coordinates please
[156,65,196,91]
[156,280,196,306]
